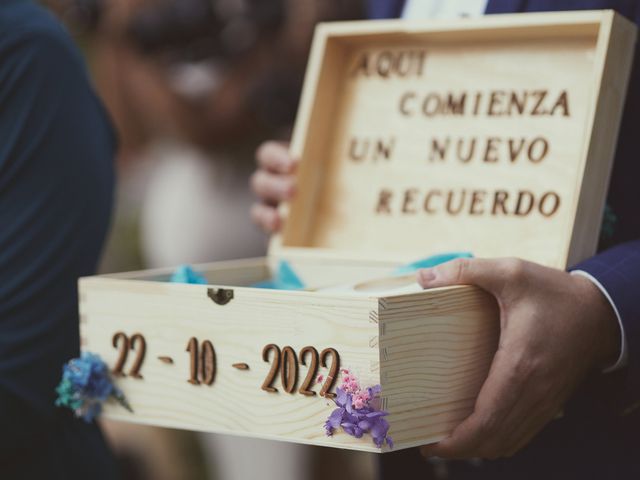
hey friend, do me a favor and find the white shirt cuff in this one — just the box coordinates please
[571,270,628,373]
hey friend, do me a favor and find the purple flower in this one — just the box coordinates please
[335,388,350,408]
[367,385,382,397]
[323,385,392,448]
[370,416,390,447]
[324,407,345,435]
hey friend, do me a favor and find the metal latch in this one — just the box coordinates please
[207,287,234,305]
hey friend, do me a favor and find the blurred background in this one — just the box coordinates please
[39,0,376,479]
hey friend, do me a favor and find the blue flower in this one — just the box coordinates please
[55,352,131,422]
[62,352,113,400]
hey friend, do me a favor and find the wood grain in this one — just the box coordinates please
[379,287,499,449]
[273,10,635,270]
[564,12,637,266]
[80,276,382,451]
[80,275,499,452]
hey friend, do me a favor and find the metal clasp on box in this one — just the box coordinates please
[207,287,234,305]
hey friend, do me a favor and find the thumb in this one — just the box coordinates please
[417,257,507,294]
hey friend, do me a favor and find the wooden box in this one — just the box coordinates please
[80,11,636,453]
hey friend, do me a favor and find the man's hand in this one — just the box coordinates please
[250,141,297,233]
[417,258,620,460]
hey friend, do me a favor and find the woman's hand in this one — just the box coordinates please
[250,141,297,233]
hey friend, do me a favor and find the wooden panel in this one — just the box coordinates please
[103,256,403,291]
[103,257,270,285]
[566,13,637,266]
[80,277,382,451]
[379,286,499,449]
[275,11,636,269]
[273,255,399,289]
[80,273,500,452]
[280,32,350,251]
[314,11,605,38]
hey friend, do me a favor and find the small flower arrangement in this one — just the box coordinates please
[55,352,132,422]
[323,369,393,448]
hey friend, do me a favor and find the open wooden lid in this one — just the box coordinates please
[270,11,636,269]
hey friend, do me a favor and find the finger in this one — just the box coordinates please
[498,386,563,457]
[498,395,556,458]
[250,170,296,204]
[250,203,282,233]
[420,407,494,459]
[502,409,550,458]
[256,141,297,174]
[488,347,576,458]
[417,257,525,295]
[477,384,550,459]
[421,348,524,459]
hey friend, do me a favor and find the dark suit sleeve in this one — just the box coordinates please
[573,241,640,410]
[0,7,115,470]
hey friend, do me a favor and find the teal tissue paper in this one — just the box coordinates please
[393,252,474,275]
[170,265,208,284]
[252,260,305,290]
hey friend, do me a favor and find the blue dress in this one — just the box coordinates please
[0,1,118,477]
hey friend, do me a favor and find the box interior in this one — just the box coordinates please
[278,19,606,269]
[104,256,410,293]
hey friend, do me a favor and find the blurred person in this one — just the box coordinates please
[0,0,118,478]
[121,0,363,269]
[48,1,369,480]
[251,1,640,479]
[72,0,364,269]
